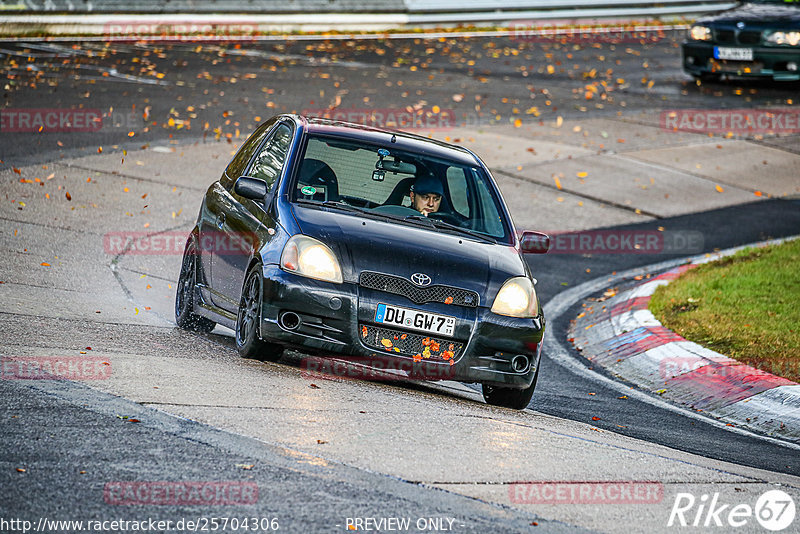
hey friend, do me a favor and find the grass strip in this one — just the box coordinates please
[649,239,800,383]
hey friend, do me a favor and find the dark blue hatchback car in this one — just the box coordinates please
[176,114,550,409]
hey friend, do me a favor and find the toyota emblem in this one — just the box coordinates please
[410,273,432,286]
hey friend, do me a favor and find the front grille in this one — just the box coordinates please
[738,31,762,45]
[715,29,735,43]
[360,324,465,361]
[359,271,479,308]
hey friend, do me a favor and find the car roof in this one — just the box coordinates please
[287,114,482,168]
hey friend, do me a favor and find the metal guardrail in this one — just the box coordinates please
[2,0,407,13]
[2,0,736,14]
[404,0,733,11]
[0,0,737,37]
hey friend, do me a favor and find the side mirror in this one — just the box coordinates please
[520,231,550,254]
[234,176,268,200]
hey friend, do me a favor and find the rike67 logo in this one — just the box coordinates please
[668,490,795,531]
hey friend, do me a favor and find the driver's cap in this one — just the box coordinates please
[412,174,443,196]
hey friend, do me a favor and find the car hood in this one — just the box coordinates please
[291,205,528,304]
[698,3,800,26]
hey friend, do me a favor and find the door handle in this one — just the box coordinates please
[215,213,226,229]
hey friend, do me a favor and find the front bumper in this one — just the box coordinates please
[682,41,800,81]
[258,264,544,388]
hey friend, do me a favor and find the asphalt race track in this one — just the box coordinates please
[2,32,799,533]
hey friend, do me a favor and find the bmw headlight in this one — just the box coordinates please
[767,31,800,46]
[689,25,712,41]
[280,235,343,283]
[491,276,538,318]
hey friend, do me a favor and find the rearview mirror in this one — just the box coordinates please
[520,231,550,254]
[234,176,268,200]
[376,159,417,175]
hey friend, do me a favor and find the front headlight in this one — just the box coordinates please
[689,25,712,41]
[767,31,800,46]
[491,276,538,318]
[280,235,343,283]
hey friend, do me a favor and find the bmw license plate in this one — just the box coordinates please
[374,303,455,337]
[714,47,753,61]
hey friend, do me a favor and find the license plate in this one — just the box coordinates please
[374,303,455,337]
[714,47,753,61]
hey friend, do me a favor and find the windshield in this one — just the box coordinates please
[290,134,512,243]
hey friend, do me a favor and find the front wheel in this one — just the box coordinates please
[236,265,283,362]
[482,365,539,410]
[175,240,216,333]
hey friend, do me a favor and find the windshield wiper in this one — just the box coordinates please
[404,215,497,244]
[295,199,369,215]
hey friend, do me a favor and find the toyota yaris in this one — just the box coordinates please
[176,114,550,409]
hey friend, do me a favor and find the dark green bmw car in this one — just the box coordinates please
[683,0,800,81]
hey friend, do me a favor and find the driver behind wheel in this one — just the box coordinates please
[410,174,443,216]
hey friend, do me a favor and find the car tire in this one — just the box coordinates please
[236,265,283,362]
[482,364,540,410]
[175,239,216,333]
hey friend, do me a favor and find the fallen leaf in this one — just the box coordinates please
[715,185,724,193]
[65,192,72,201]
[591,416,601,421]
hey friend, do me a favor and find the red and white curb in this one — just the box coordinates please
[568,244,800,443]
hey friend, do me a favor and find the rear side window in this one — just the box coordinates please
[222,118,277,189]
[248,123,293,190]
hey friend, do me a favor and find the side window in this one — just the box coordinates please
[446,166,470,216]
[222,118,277,189]
[248,123,293,190]
[474,172,504,237]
